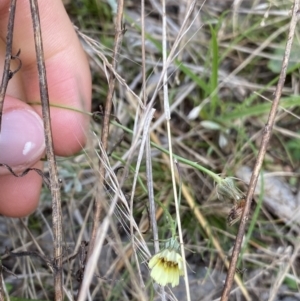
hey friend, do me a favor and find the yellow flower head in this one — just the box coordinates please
[148,239,184,287]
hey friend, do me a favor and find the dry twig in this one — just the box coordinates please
[220,1,300,300]
[0,0,17,132]
[29,0,63,300]
[80,0,125,297]
[141,0,164,296]
[86,0,124,255]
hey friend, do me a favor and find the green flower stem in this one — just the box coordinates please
[29,102,223,185]
[152,142,222,184]
[108,120,223,184]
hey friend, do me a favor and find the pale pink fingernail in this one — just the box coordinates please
[0,109,45,171]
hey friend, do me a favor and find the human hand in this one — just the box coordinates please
[0,0,91,217]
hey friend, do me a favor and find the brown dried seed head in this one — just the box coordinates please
[227,199,246,226]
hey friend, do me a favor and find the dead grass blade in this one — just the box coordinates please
[86,0,125,265]
[77,135,150,300]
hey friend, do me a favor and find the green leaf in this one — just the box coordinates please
[283,276,298,290]
[268,41,300,73]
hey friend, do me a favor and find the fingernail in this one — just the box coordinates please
[0,109,45,171]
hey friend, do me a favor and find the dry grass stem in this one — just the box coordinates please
[129,108,155,287]
[139,0,162,277]
[147,0,198,109]
[161,0,191,299]
[86,0,124,268]
[268,245,298,301]
[77,30,144,108]
[29,0,64,299]
[78,138,150,300]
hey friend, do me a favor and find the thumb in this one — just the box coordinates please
[0,96,45,176]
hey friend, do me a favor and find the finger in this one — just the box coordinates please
[0,0,92,156]
[0,161,43,217]
[0,96,45,176]
[0,97,45,217]
[0,35,45,174]
[0,34,45,217]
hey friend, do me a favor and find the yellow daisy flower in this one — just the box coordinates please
[148,247,184,287]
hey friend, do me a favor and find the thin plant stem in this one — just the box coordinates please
[146,137,160,254]
[77,144,148,301]
[140,2,165,298]
[146,0,197,111]
[220,1,300,300]
[140,0,160,252]
[110,117,223,182]
[29,0,63,300]
[141,0,147,108]
[86,0,124,259]
[161,0,190,299]
[0,264,4,301]
[128,108,155,288]
[80,0,125,297]
[0,0,17,132]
